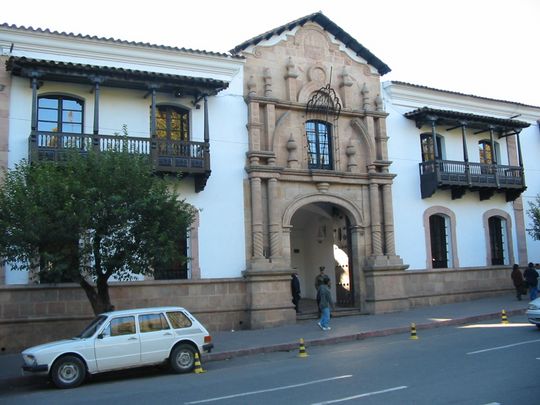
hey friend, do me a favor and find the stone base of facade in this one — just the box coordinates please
[0,265,516,353]
[243,269,297,329]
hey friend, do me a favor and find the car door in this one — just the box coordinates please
[138,312,175,364]
[94,315,141,372]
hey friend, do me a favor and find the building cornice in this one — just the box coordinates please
[0,26,244,82]
[383,81,540,123]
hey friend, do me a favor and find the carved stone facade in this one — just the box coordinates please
[238,22,405,319]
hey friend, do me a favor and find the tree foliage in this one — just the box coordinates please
[527,194,540,241]
[0,149,195,315]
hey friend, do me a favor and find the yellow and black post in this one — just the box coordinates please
[298,338,309,358]
[501,309,509,324]
[194,352,206,374]
[410,323,419,340]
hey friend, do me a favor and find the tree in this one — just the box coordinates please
[0,148,195,315]
[527,194,540,241]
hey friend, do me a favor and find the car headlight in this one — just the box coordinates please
[528,304,540,310]
[23,354,37,367]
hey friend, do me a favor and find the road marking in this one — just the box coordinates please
[467,338,540,355]
[310,386,408,404]
[184,375,353,404]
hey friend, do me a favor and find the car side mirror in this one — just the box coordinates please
[97,333,104,339]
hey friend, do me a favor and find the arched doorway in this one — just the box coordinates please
[289,202,358,312]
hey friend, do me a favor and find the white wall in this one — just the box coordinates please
[4,29,248,283]
[383,82,539,270]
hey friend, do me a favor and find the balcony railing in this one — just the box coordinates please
[419,159,525,201]
[28,131,211,192]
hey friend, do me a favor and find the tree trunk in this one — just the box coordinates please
[80,276,114,315]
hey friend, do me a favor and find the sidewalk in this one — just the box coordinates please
[0,294,528,388]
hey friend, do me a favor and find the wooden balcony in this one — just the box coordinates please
[28,131,211,192]
[419,159,525,201]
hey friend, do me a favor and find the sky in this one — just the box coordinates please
[3,0,539,106]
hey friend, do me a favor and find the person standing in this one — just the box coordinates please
[510,264,526,301]
[314,266,326,315]
[291,273,301,313]
[317,276,333,331]
[524,262,539,301]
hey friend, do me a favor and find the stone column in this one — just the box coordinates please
[375,117,389,161]
[382,184,396,255]
[368,165,382,256]
[250,176,264,259]
[248,101,262,160]
[268,177,282,260]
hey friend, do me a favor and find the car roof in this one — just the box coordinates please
[100,307,189,317]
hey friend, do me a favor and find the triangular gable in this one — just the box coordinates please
[231,11,391,76]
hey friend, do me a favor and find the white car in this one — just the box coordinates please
[21,307,213,388]
[526,298,540,329]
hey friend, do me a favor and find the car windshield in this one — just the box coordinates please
[76,315,107,338]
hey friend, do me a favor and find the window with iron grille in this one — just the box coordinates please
[306,120,332,170]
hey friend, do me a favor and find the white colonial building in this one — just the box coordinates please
[0,13,539,352]
[384,82,540,272]
[0,23,248,284]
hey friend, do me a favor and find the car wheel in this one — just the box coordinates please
[170,344,196,373]
[50,355,86,389]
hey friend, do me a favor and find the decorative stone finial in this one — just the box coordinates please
[374,94,384,112]
[247,75,257,98]
[285,57,299,79]
[263,68,273,97]
[361,83,371,110]
[286,134,299,168]
[346,140,357,172]
[340,66,353,88]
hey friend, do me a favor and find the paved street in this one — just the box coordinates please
[1,315,539,404]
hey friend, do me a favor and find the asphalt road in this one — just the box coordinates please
[2,315,539,405]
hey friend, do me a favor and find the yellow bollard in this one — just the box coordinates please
[409,323,419,340]
[193,352,206,374]
[298,338,309,358]
[501,309,509,324]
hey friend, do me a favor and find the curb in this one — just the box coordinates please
[205,308,526,362]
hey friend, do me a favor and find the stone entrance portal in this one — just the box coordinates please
[290,202,356,310]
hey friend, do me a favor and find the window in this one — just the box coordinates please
[488,216,506,265]
[479,140,500,164]
[166,311,193,329]
[139,313,170,333]
[306,120,332,170]
[104,316,136,337]
[429,214,450,268]
[153,232,189,280]
[37,95,83,133]
[156,105,190,141]
[420,133,443,162]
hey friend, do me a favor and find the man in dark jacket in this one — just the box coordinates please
[511,264,526,301]
[524,262,539,301]
[291,273,301,313]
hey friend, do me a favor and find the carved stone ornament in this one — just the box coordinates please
[263,68,273,97]
[247,75,257,97]
[286,134,299,168]
[285,57,299,79]
[340,66,353,88]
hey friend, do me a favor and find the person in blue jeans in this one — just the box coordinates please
[524,262,539,301]
[317,276,333,331]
